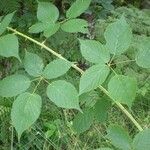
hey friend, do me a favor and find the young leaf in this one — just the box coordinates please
[133,129,150,150]
[106,125,132,150]
[61,19,89,34]
[0,12,15,35]
[42,59,72,79]
[24,52,44,77]
[136,37,150,69]
[11,92,42,140]
[37,2,59,23]
[94,98,111,123]
[108,75,137,107]
[79,64,110,95]
[79,39,110,64]
[73,108,94,133]
[104,16,132,55]
[0,74,31,97]
[47,80,80,111]
[0,34,20,60]
[43,23,60,38]
[66,0,92,19]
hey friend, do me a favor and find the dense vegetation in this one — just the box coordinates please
[0,0,149,149]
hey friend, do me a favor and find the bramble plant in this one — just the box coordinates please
[0,0,150,149]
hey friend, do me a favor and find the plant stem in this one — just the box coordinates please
[8,27,84,73]
[115,102,143,131]
[99,86,143,132]
[7,27,143,131]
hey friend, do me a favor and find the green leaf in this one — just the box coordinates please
[94,98,111,123]
[61,19,89,33]
[73,108,94,133]
[133,129,150,150]
[0,12,15,35]
[66,0,92,19]
[29,22,49,33]
[43,23,60,38]
[104,16,132,55]
[108,75,137,107]
[79,64,110,95]
[11,92,42,139]
[29,22,60,38]
[79,91,99,108]
[0,34,20,60]
[106,125,132,150]
[0,74,31,97]
[43,59,72,79]
[24,52,44,77]
[37,2,59,22]
[47,80,80,111]
[79,39,110,64]
[136,37,150,68]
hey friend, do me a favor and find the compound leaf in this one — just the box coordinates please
[29,22,49,33]
[79,64,110,95]
[11,92,42,140]
[108,75,137,107]
[79,39,110,64]
[66,0,92,19]
[0,34,20,60]
[106,125,132,150]
[73,108,94,133]
[0,12,15,35]
[104,16,132,55]
[43,23,60,38]
[94,98,111,123]
[79,91,99,108]
[24,52,44,77]
[133,129,150,150]
[0,74,31,97]
[37,2,59,22]
[136,37,150,68]
[29,22,60,38]
[43,59,72,79]
[61,19,89,34]
[47,80,80,111]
